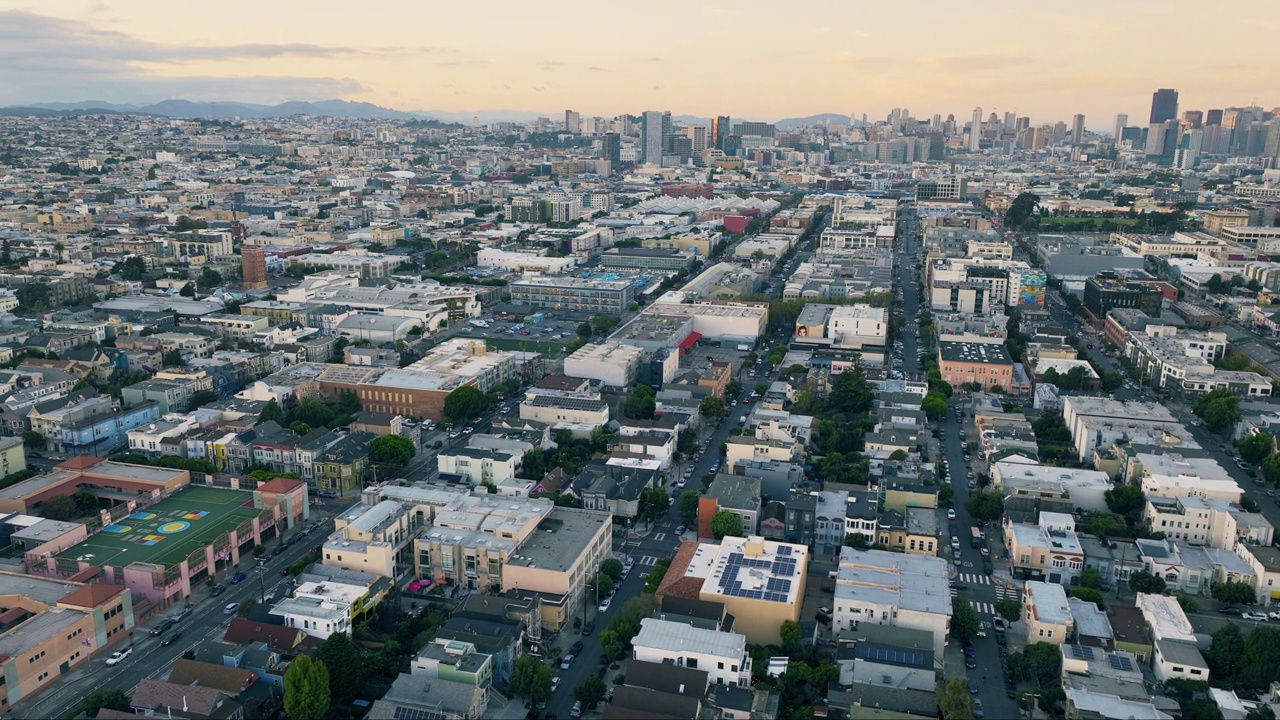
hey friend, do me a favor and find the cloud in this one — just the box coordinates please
[653,84,665,91]
[0,10,409,104]
[437,60,489,68]
[587,66,609,72]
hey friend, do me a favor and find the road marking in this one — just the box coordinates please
[638,556,660,566]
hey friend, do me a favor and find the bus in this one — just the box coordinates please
[970,527,984,549]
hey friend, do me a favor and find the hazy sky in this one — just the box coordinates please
[1,0,1276,127]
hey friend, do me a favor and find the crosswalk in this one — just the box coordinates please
[949,575,1021,617]
[637,555,661,567]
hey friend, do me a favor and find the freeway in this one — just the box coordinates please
[16,511,339,720]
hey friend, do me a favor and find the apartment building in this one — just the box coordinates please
[632,618,752,688]
[1005,512,1085,585]
[273,578,372,639]
[1083,270,1165,320]
[1144,496,1273,548]
[1061,397,1189,463]
[936,337,1014,391]
[992,461,1112,512]
[500,507,612,631]
[437,447,523,490]
[323,500,413,578]
[1023,580,1074,645]
[121,370,215,414]
[680,535,808,645]
[831,547,951,659]
[519,394,609,429]
[1128,452,1242,502]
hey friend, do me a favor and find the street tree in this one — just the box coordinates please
[711,510,743,540]
[1212,580,1257,606]
[936,678,975,719]
[1079,567,1103,590]
[574,674,607,709]
[638,487,669,524]
[600,558,623,580]
[369,435,416,466]
[965,489,1003,523]
[1193,388,1241,433]
[1070,587,1105,609]
[1104,484,1146,520]
[678,490,700,525]
[921,392,948,421]
[591,572,614,597]
[1238,432,1274,464]
[443,386,488,423]
[40,494,77,521]
[996,597,1022,623]
[78,689,130,718]
[283,655,331,720]
[951,597,980,639]
[1129,570,1167,595]
[700,395,727,418]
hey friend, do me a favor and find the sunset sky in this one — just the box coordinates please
[1,0,1276,127]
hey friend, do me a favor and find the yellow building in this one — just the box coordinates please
[500,508,612,632]
[0,436,26,479]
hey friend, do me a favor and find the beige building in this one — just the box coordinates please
[501,507,612,631]
[322,500,413,578]
[692,536,808,645]
[1024,581,1073,645]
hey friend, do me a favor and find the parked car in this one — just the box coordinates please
[570,700,583,718]
[223,602,239,615]
[676,525,686,535]
[973,698,985,718]
[1243,612,1269,622]
[551,676,561,693]
[581,620,595,636]
[209,584,226,597]
[560,654,575,670]
[160,631,182,646]
[570,640,584,655]
[105,648,132,666]
[230,572,247,584]
[969,679,980,695]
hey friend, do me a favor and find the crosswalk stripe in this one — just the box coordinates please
[639,556,659,566]
[653,533,666,541]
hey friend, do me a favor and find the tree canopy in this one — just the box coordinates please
[623,384,656,420]
[1193,388,1241,433]
[443,386,488,424]
[283,655,331,720]
[711,510,743,539]
[314,632,364,705]
[951,597,980,639]
[369,435,416,467]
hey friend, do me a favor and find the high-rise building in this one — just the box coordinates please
[711,116,730,148]
[1113,114,1128,142]
[241,247,267,289]
[686,125,709,154]
[1175,129,1203,169]
[733,121,775,138]
[1182,111,1203,129]
[1145,120,1178,165]
[641,111,670,165]
[1071,114,1086,145]
[1149,88,1178,124]
[565,110,581,134]
[969,107,983,151]
[600,133,621,164]
[1206,109,1224,126]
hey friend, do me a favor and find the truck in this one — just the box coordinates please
[970,527,983,549]
[467,319,489,328]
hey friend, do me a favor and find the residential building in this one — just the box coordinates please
[1024,580,1073,645]
[936,337,1014,391]
[1083,270,1164,320]
[509,276,635,316]
[1005,512,1085,584]
[323,500,413,579]
[1143,495,1273,548]
[831,547,951,659]
[563,342,643,388]
[437,447,523,491]
[631,618,752,688]
[992,461,1112,512]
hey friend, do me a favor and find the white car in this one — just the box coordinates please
[551,676,562,693]
[1268,611,1280,621]
[598,596,612,613]
[560,654,574,670]
[1243,612,1269,622]
[105,648,132,666]
[947,509,956,520]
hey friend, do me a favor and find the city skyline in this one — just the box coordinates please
[1,1,1277,127]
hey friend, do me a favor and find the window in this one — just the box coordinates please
[686,658,698,669]
[718,662,725,670]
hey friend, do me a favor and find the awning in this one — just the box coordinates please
[678,331,702,350]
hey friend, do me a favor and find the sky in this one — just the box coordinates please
[1,0,1276,128]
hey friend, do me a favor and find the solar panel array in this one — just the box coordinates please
[717,551,797,603]
[1108,655,1134,672]
[856,644,926,667]
[778,545,793,556]
[393,706,449,720]
[1069,645,1095,660]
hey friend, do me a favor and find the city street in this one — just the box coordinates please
[15,512,337,720]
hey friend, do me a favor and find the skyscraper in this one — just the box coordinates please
[1175,129,1203,169]
[565,110,580,134]
[600,133,621,164]
[1071,114,1086,145]
[1149,89,1178,124]
[686,125,709,154]
[1206,109,1224,126]
[241,247,267,290]
[641,111,670,165]
[1113,114,1128,143]
[711,116,730,149]
[1182,111,1203,130]
[969,107,983,151]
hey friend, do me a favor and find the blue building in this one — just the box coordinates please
[60,401,162,456]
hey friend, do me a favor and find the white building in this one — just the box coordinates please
[272,579,368,639]
[991,460,1112,512]
[1133,452,1243,502]
[832,547,951,661]
[631,618,752,688]
[437,448,523,491]
[563,342,643,388]
[475,248,578,274]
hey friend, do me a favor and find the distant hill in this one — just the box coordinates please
[774,113,852,129]
[414,109,558,125]
[6,99,427,120]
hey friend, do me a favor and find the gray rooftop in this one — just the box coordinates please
[507,507,609,573]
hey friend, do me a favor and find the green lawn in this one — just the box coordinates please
[59,485,260,569]
[480,337,570,356]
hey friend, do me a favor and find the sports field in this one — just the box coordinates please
[57,485,260,569]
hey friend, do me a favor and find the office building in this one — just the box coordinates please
[600,132,621,163]
[642,110,670,165]
[1072,114,1085,145]
[733,121,774,138]
[1150,89,1179,124]
[1083,271,1164,320]
[241,247,267,289]
[711,115,730,148]
[1113,114,1128,142]
[1183,110,1203,129]
[565,109,580,134]
[509,275,635,315]
[969,107,983,151]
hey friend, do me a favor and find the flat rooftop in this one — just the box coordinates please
[506,507,609,573]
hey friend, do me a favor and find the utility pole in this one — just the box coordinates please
[256,558,266,603]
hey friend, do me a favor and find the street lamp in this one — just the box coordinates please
[256,558,266,604]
